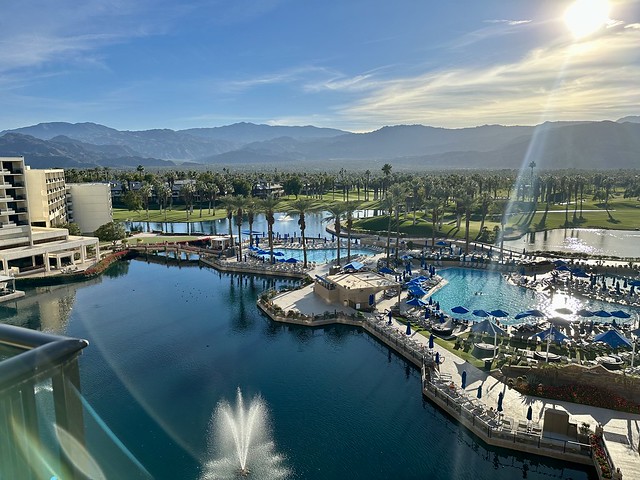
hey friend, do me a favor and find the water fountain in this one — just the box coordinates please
[200,388,289,480]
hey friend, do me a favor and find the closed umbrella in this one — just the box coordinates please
[526,406,533,422]
[497,392,504,413]
[406,321,412,336]
[435,351,440,365]
[429,334,434,349]
[477,385,482,399]
[461,371,467,389]
[387,310,393,325]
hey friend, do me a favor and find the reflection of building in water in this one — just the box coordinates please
[0,279,100,333]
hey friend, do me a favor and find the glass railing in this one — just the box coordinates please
[0,324,151,479]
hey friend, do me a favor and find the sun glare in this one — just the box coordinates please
[564,0,610,39]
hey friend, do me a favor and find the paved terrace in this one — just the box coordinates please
[270,261,640,479]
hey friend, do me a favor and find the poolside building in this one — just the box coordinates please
[314,271,399,310]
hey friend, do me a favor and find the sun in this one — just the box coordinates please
[564,0,610,39]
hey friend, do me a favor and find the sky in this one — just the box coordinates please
[1,0,639,132]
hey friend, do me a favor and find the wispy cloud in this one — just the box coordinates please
[484,19,532,26]
[338,25,640,129]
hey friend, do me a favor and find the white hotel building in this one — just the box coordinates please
[0,157,100,276]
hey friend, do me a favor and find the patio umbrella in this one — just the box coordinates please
[379,267,394,274]
[285,257,298,263]
[472,309,490,318]
[477,385,482,399]
[461,371,467,389]
[555,307,573,315]
[406,321,412,336]
[514,309,545,320]
[428,297,433,305]
[576,309,594,317]
[610,310,631,319]
[429,334,434,349]
[451,306,470,315]
[436,240,449,246]
[629,280,640,287]
[471,319,506,359]
[497,392,504,413]
[593,329,632,349]
[435,351,440,365]
[273,251,285,257]
[535,326,568,363]
[553,259,567,266]
[406,297,426,307]
[408,285,427,297]
[490,309,509,318]
[526,406,533,422]
[555,265,570,271]
[547,317,572,328]
[593,310,612,318]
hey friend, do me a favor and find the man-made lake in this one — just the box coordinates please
[0,260,595,479]
[503,229,640,258]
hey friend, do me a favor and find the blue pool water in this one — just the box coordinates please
[273,247,374,263]
[434,268,639,325]
[0,261,596,479]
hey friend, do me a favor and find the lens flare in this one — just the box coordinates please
[564,0,610,39]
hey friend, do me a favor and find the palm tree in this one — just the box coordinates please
[245,197,258,248]
[260,196,279,264]
[381,163,392,197]
[426,196,442,252]
[343,201,361,263]
[325,202,347,266]
[389,184,405,263]
[220,196,235,247]
[232,196,247,261]
[156,183,171,221]
[288,198,317,268]
[380,195,394,267]
[461,193,476,254]
[180,182,195,222]
[476,192,494,240]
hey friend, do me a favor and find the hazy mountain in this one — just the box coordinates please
[0,133,175,169]
[181,122,347,143]
[1,119,639,170]
[617,115,640,124]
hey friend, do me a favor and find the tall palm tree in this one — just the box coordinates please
[260,196,279,264]
[219,196,235,247]
[325,202,347,266]
[389,184,405,263]
[288,198,317,268]
[380,195,394,267]
[381,163,392,197]
[232,196,248,261]
[245,197,257,248]
[180,182,195,222]
[461,193,476,254]
[343,201,361,263]
[426,196,442,252]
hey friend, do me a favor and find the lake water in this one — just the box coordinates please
[0,261,596,479]
[503,229,640,258]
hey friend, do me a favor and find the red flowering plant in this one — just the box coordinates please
[589,434,612,479]
[84,250,130,277]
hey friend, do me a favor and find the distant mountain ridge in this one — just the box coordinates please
[0,119,638,170]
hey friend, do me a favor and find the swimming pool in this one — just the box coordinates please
[272,247,375,264]
[435,268,639,325]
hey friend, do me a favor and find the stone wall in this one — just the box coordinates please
[502,364,640,403]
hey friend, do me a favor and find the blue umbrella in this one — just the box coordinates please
[436,240,449,246]
[593,310,612,318]
[379,267,394,274]
[497,392,504,413]
[429,334,434,349]
[451,306,469,314]
[408,285,427,297]
[472,309,490,318]
[435,351,440,365]
[406,321,412,335]
[553,259,567,266]
[576,309,594,317]
[610,310,631,319]
[526,406,533,422]
[285,257,298,263]
[477,385,482,399]
[461,371,467,389]
[555,265,571,271]
[406,297,426,307]
[629,280,640,287]
[514,309,545,320]
[535,327,568,344]
[490,309,509,318]
[593,329,632,349]
[273,251,285,256]
[471,319,507,336]
[573,270,589,278]
[428,297,433,306]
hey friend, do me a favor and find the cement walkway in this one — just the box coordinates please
[271,266,640,478]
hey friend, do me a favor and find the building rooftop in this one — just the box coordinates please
[328,271,399,291]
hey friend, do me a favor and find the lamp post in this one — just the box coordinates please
[546,332,555,363]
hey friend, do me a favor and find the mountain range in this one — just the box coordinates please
[1,118,638,170]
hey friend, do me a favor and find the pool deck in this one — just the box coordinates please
[266,257,640,478]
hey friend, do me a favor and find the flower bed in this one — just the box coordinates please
[590,434,612,479]
[517,382,640,414]
[83,250,131,277]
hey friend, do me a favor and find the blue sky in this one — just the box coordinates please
[1,0,639,132]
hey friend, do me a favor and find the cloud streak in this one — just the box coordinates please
[338,25,640,129]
